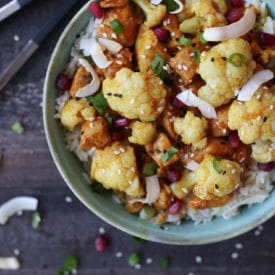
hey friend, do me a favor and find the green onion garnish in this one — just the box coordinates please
[32,211,41,229]
[151,54,166,80]
[179,36,192,47]
[160,256,170,269]
[139,205,157,220]
[199,32,207,44]
[11,121,24,134]
[143,163,157,176]
[228,53,246,67]
[160,147,178,163]
[56,255,79,275]
[161,0,178,12]
[128,253,140,266]
[106,114,116,127]
[110,19,125,35]
[193,48,201,63]
[213,156,224,174]
[86,93,109,114]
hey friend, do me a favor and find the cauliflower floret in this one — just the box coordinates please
[90,142,142,197]
[228,88,275,144]
[135,25,170,73]
[194,154,241,200]
[198,38,256,107]
[102,68,167,121]
[252,140,275,163]
[128,121,156,145]
[174,111,208,144]
[60,99,89,131]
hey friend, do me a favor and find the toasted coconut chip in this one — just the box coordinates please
[204,9,256,41]
[75,58,100,97]
[0,196,38,225]
[98,38,123,53]
[129,175,160,204]
[0,257,20,270]
[237,70,274,101]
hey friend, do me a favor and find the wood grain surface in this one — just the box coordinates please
[0,0,274,274]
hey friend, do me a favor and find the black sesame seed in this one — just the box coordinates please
[107,92,112,96]
[215,184,219,189]
[211,57,215,62]
[221,56,227,61]
[222,171,227,175]
[263,116,268,122]
[111,54,115,58]
[191,43,196,48]
[220,141,227,144]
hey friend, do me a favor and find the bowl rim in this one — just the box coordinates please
[43,1,275,245]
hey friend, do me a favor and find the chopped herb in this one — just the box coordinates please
[228,53,245,67]
[86,93,109,114]
[143,163,157,176]
[151,54,166,80]
[193,48,201,63]
[179,36,192,47]
[56,255,79,275]
[131,236,144,244]
[11,121,24,134]
[199,32,207,44]
[106,114,116,127]
[139,205,157,220]
[160,147,178,163]
[161,0,178,12]
[110,19,124,35]
[32,211,41,229]
[128,253,140,266]
[160,256,170,269]
[213,156,225,174]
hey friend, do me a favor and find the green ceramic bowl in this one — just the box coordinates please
[43,1,275,245]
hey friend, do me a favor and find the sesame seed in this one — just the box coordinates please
[195,256,202,264]
[140,109,144,114]
[254,230,261,236]
[256,116,262,121]
[171,32,175,37]
[113,150,121,155]
[102,169,106,174]
[231,169,236,174]
[118,169,122,175]
[239,157,245,163]
[201,51,206,57]
[145,45,151,50]
[116,60,123,65]
[119,147,125,153]
[90,123,94,128]
[177,46,182,51]
[140,54,146,59]
[130,99,135,104]
[134,264,141,269]
[222,129,227,134]
[190,52,195,57]
[128,180,133,185]
[167,111,172,116]
[100,24,104,28]
[117,53,123,58]
[157,107,163,113]
[231,252,239,259]
[256,94,261,99]
[65,196,73,203]
[102,32,108,38]
[111,33,117,39]
[146,258,153,264]
[164,48,168,52]
[163,65,168,71]
[14,249,20,256]
[13,35,20,42]
[116,252,123,258]
[263,86,268,90]
[235,243,243,250]
[182,188,188,193]
[131,167,136,173]
[166,19,171,24]
[177,64,183,70]
[98,227,106,234]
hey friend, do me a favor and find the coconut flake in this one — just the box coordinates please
[0,257,20,270]
[98,38,123,53]
[129,176,160,204]
[204,9,256,41]
[75,58,100,97]
[0,196,38,225]
[237,70,274,101]
[150,0,162,5]
[176,89,217,119]
[262,16,275,35]
[185,160,200,171]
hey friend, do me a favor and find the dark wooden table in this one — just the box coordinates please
[0,0,275,274]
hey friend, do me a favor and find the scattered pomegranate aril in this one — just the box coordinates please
[89,2,104,19]
[172,96,186,108]
[168,199,183,215]
[154,27,170,43]
[56,73,71,91]
[257,161,275,172]
[258,32,275,46]
[229,0,244,8]
[113,117,132,128]
[111,131,125,141]
[167,167,181,183]
[226,8,243,23]
[95,235,108,252]
[228,131,241,148]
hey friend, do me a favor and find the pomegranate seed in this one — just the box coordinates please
[154,27,170,43]
[56,73,71,91]
[228,131,241,148]
[168,199,183,215]
[226,8,243,23]
[95,235,108,252]
[257,162,275,172]
[113,117,132,128]
[258,32,275,46]
[172,96,186,108]
[111,131,125,141]
[89,2,104,19]
[167,167,181,183]
[229,0,244,8]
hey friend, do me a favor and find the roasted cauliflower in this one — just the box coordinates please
[194,154,241,200]
[102,68,167,121]
[128,121,156,145]
[251,140,275,163]
[91,142,142,197]
[198,38,256,108]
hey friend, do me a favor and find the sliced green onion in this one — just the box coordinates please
[128,253,140,266]
[110,19,124,35]
[143,163,157,177]
[57,255,79,275]
[139,205,157,220]
[228,53,246,67]
[151,54,166,80]
[179,36,192,47]
[106,114,116,127]
[161,0,178,12]
[213,156,224,174]
[193,48,201,63]
[32,211,41,229]
[11,121,24,134]
[160,146,179,163]
[86,93,109,114]
[160,256,170,269]
[199,32,207,44]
